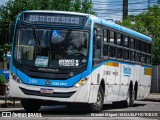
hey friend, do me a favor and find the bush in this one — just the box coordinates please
[0,74,7,85]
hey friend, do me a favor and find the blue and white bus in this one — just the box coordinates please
[9,10,152,112]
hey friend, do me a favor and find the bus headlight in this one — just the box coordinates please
[74,77,89,88]
[10,72,22,83]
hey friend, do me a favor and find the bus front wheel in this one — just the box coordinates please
[90,86,104,112]
[21,99,41,112]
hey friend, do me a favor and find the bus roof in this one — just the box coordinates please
[21,10,152,42]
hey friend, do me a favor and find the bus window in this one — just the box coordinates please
[103,29,108,42]
[146,43,151,54]
[124,49,129,60]
[93,27,101,60]
[135,39,141,51]
[116,47,122,59]
[109,31,115,44]
[141,41,146,52]
[130,38,135,49]
[141,54,146,64]
[124,35,129,47]
[147,56,151,65]
[117,33,122,46]
[130,51,135,61]
[109,46,116,58]
[103,44,108,57]
[136,52,141,63]
[14,29,35,62]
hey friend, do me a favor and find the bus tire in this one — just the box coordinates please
[124,86,134,107]
[90,86,104,112]
[21,99,41,112]
[5,91,15,107]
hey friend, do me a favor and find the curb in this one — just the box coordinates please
[142,98,160,102]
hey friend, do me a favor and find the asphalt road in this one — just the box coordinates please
[0,100,160,120]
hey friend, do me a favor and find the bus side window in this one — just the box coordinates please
[136,52,141,63]
[93,31,101,59]
[93,28,101,66]
[130,38,135,49]
[130,51,135,61]
[124,35,129,47]
[109,46,116,58]
[123,49,129,60]
[109,31,115,44]
[116,47,122,59]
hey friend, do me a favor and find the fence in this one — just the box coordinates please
[151,65,160,93]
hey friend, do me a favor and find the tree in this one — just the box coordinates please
[0,0,94,60]
[119,5,160,65]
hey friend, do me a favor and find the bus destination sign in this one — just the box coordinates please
[23,13,87,26]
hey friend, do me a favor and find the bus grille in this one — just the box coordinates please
[19,87,76,98]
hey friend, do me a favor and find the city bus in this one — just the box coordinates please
[9,10,152,112]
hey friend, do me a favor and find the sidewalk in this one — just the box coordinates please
[144,93,160,102]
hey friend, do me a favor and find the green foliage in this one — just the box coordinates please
[152,39,160,65]
[119,5,160,65]
[0,74,6,85]
[0,0,94,59]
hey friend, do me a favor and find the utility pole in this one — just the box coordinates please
[123,0,128,19]
[148,0,150,9]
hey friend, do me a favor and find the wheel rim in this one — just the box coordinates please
[126,90,130,106]
[94,90,103,109]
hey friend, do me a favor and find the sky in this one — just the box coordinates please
[0,0,8,6]
[0,0,158,21]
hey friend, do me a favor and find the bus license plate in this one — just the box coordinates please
[40,88,53,94]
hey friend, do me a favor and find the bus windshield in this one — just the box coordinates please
[14,28,89,69]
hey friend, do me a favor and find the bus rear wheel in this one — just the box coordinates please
[123,87,134,107]
[21,99,41,112]
[90,86,104,112]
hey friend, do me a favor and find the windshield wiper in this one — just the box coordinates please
[32,27,38,59]
[33,27,38,45]
[63,29,71,50]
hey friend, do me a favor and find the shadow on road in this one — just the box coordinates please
[102,102,146,111]
[2,101,146,116]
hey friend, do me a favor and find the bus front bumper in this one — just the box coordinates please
[9,78,94,103]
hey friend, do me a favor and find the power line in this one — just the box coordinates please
[93,1,158,7]
[92,0,158,20]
